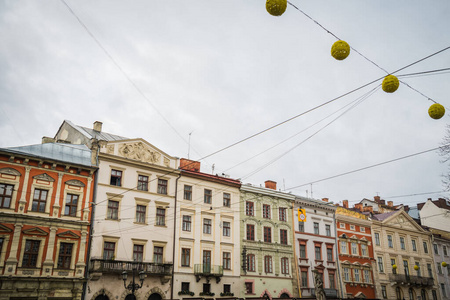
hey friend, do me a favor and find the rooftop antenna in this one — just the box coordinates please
[212,164,215,175]
[311,184,313,199]
[187,131,193,159]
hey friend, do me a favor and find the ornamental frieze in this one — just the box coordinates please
[118,142,161,164]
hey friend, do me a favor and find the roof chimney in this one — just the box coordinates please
[93,121,102,132]
[354,203,363,212]
[42,136,56,144]
[343,200,349,209]
[387,201,393,207]
[374,196,381,203]
[180,158,201,172]
[363,206,373,213]
[265,180,277,190]
[322,198,329,202]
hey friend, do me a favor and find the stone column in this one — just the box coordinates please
[75,230,88,278]
[43,227,58,275]
[52,173,63,218]
[18,166,31,213]
[83,177,93,221]
[5,223,23,275]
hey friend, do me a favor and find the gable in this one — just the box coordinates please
[57,230,80,239]
[33,173,55,182]
[383,210,424,232]
[0,224,13,233]
[103,139,177,168]
[22,227,48,236]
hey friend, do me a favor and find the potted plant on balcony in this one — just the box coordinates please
[178,290,195,296]
[199,292,215,296]
[220,292,234,296]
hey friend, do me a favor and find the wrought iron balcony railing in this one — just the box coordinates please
[194,264,223,277]
[388,274,434,287]
[90,259,173,276]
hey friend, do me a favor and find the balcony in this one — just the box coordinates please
[302,288,338,299]
[388,274,434,287]
[194,264,223,283]
[89,259,173,282]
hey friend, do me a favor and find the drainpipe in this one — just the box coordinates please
[291,201,301,298]
[333,210,344,299]
[171,172,182,300]
[81,144,100,300]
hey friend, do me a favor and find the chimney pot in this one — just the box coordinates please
[387,201,393,207]
[322,198,329,202]
[354,203,363,212]
[180,158,201,172]
[93,121,103,132]
[265,180,277,190]
[343,200,349,209]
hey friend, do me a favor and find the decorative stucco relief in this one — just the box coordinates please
[118,142,161,164]
[106,145,115,154]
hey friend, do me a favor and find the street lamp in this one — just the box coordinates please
[122,264,146,295]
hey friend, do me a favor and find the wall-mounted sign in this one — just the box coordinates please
[298,208,306,222]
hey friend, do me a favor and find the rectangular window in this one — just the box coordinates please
[438,263,442,274]
[110,169,122,186]
[223,284,231,293]
[203,283,211,293]
[428,263,433,278]
[279,207,287,221]
[247,224,255,241]
[444,246,448,256]
[32,188,48,212]
[156,208,166,226]
[343,267,350,281]
[403,260,409,276]
[181,282,190,292]
[136,205,146,223]
[107,200,119,220]
[247,254,255,272]
[203,250,211,272]
[340,241,347,254]
[387,235,393,248]
[183,185,192,200]
[182,215,191,232]
[361,244,367,256]
[412,239,417,251]
[400,237,405,250]
[280,229,288,245]
[64,193,78,216]
[360,226,366,232]
[433,290,438,300]
[281,257,289,274]
[375,232,380,246]
[378,257,384,272]
[442,284,447,297]
[137,175,148,191]
[23,240,40,268]
[157,179,168,194]
[245,201,254,216]
[381,286,387,299]
[351,242,358,255]
[315,246,321,260]
[181,248,190,267]
[263,204,271,219]
[154,246,163,264]
[103,241,115,260]
[364,269,371,283]
[327,247,333,261]
[298,222,304,232]
[434,244,439,255]
[329,273,335,289]
[391,258,397,274]
[203,219,212,234]
[223,193,231,207]
[415,262,421,276]
[264,256,272,273]
[299,244,306,258]
[223,252,231,270]
[0,183,13,208]
[133,244,144,262]
[301,271,308,287]
[325,224,331,237]
[350,224,355,230]
[314,222,319,235]
[340,223,345,229]
[245,282,253,294]
[263,227,271,243]
[424,242,429,253]
[354,269,360,282]
[57,243,73,269]
[223,221,231,237]
[204,189,212,204]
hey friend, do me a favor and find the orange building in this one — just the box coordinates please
[336,201,376,299]
[0,142,97,300]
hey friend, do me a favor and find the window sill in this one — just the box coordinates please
[133,222,148,225]
[105,218,120,222]
[155,225,167,228]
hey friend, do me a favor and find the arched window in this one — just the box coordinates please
[148,293,162,300]
[95,295,109,300]
[408,288,415,300]
[396,287,402,300]
[421,289,427,300]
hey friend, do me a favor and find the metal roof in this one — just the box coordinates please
[65,120,129,141]
[3,143,93,167]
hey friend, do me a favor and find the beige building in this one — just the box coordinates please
[54,120,180,300]
[173,159,241,298]
[371,209,439,300]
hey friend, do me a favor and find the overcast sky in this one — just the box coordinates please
[1,0,450,207]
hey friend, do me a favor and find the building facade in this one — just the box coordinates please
[372,210,439,300]
[240,181,296,299]
[293,196,338,299]
[431,231,450,300]
[336,204,376,299]
[54,121,180,300]
[0,142,97,300]
[173,158,241,298]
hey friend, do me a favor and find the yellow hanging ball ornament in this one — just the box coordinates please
[414,265,420,270]
[428,103,445,120]
[382,75,400,93]
[392,264,397,269]
[266,0,287,16]
[443,262,448,268]
[331,40,350,60]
